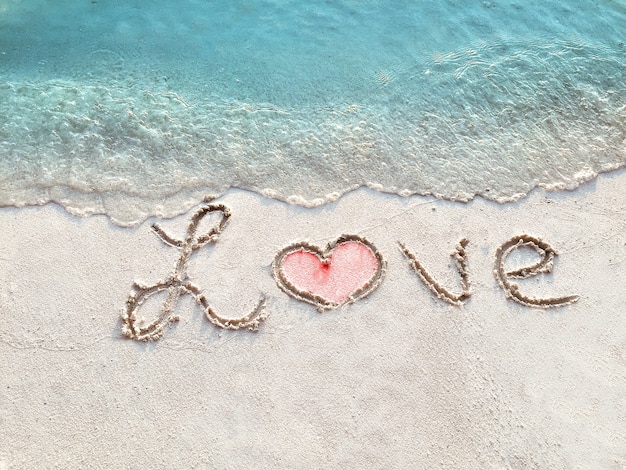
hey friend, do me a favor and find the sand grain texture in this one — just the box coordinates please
[1,171,626,468]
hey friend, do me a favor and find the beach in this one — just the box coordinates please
[1,169,625,468]
[1,0,625,467]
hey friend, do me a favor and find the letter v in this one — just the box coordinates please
[399,239,471,305]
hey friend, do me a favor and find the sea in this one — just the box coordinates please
[0,0,624,225]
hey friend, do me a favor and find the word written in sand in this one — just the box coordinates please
[121,203,579,341]
[122,202,267,341]
[272,235,385,311]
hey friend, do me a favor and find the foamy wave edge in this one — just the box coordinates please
[1,163,623,227]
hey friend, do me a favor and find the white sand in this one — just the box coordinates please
[1,170,626,468]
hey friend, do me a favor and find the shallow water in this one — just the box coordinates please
[0,0,624,224]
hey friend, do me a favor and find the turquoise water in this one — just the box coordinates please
[0,0,624,224]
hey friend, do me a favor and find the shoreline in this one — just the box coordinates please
[3,164,625,227]
[1,170,626,467]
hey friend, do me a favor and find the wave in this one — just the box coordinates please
[0,2,624,225]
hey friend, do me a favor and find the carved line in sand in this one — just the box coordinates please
[122,202,267,341]
[494,235,579,308]
[272,235,386,312]
[399,238,471,306]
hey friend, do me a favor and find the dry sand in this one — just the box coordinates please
[1,170,626,468]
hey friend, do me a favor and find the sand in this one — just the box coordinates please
[1,170,626,468]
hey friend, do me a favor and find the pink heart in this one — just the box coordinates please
[273,235,385,310]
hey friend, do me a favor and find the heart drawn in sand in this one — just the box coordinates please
[273,235,385,310]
